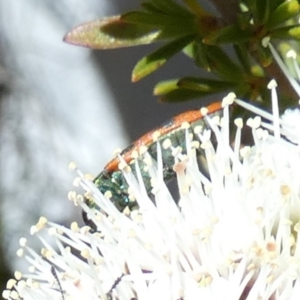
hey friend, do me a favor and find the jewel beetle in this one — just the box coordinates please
[85,101,223,218]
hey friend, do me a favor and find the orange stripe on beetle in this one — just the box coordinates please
[83,101,224,221]
[105,101,222,172]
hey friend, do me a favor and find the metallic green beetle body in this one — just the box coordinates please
[87,102,223,215]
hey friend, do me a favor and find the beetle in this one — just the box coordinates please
[85,101,223,217]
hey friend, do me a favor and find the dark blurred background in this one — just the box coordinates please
[0,0,218,295]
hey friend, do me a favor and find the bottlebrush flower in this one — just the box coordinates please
[3,47,300,300]
[3,86,300,299]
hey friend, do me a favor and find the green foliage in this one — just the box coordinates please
[154,77,237,102]
[132,35,195,82]
[64,0,300,107]
[266,0,300,29]
[63,16,159,49]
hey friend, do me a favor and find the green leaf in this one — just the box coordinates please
[256,44,272,67]
[182,0,210,17]
[122,11,196,39]
[183,41,211,70]
[203,24,253,45]
[153,79,179,95]
[266,0,300,30]
[255,0,270,25]
[271,25,300,41]
[237,10,253,30]
[132,35,195,82]
[250,65,264,77]
[159,89,211,103]
[63,16,159,49]
[122,11,171,26]
[154,77,235,103]
[269,0,287,12]
[185,42,244,80]
[241,0,254,11]
[205,46,244,80]
[142,0,191,16]
[142,2,165,14]
[177,77,236,92]
[233,44,251,73]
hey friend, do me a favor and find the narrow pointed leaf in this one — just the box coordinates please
[255,0,270,25]
[132,35,195,82]
[203,24,253,45]
[186,43,244,79]
[266,0,300,30]
[271,25,300,41]
[269,0,287,12]
[142,0,191,16]
[123,12,196,39]
[154,77,234,103]
[159,89,210,103]
[142,2,165,14]
[153,79,179,95]
[183,41,212,71]
[178,77,237,92]
[63,16,159,49]
[234,44,251,73]
[182,0,210,17]
[257,44,272,67]
[205,46,244,80]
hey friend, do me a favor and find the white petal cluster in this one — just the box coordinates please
[3,90,300,300]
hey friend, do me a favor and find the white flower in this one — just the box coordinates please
[4,44,300,300]
[3,85,300,300]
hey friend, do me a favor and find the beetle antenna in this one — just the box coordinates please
[51,265,65,300]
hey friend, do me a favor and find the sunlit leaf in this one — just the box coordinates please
[153,79,179,95]
[182,0,210,17]
[266,0,300,30]
[63,16,159,49]
[154,77,235,102]
[271,25,300,41]
[132,35,195,82]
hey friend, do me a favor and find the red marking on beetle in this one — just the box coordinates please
[105,101,222,172]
